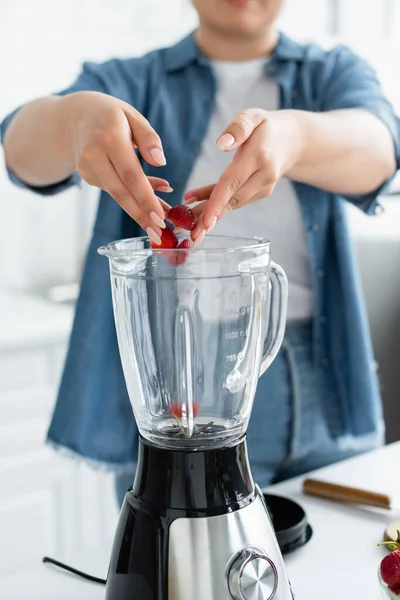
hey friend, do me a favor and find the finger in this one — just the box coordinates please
[184,184,216,204]
[156,196,172,214]
[190,201,208,221]
[218,170,271,212]
[190,172,273,220]
[147,177,173,193]
[189,202,218,244]
[191,178,275,227]
[79,163,171,219]
[79,170,102,188]
[95,156,164,244]
[219,182,275,218]
[124,108,167,167]
[194,158,255,232]
[109,144,166,224]
[216,108,267,152]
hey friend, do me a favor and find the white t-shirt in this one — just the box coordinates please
[185,58,313,321]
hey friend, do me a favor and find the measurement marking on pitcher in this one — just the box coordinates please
[226,352,244,363]
[226,354,237,362]
[225,329,249,340]
[225,305,251,317]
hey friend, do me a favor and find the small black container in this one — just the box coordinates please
[263,493,313,555]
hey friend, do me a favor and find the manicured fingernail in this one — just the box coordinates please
[150,211,166,228]
[150,148,166,166]
[184,195,198,204]
[146,227,162,245]
[216,134,235,151]
[194,229,206,247]
[156,185,173,193]
[207,217,217,233]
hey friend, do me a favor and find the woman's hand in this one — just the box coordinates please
[186,106,396,244]
[65,91,172,243]
[185,109,303,242]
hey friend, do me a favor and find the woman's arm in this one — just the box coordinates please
[187,44,400,238]
[2,92,170,242]
[187,106,397,234]
[284,108,396,195]
[3,96,77,186]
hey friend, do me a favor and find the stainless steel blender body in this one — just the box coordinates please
[105,438,294,600]
[168,494,293,600]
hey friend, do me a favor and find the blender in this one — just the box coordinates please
[98,234,292,600]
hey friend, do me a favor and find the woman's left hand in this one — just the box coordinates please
[185,109,303,242]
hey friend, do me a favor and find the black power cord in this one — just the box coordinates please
[42,556,106,585]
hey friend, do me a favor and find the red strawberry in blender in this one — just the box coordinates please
[167,205,196,231]
[150,226,178,249]
[167,238,191,266]
[169,402,200,419]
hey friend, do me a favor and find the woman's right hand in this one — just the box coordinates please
[64,91,170,244]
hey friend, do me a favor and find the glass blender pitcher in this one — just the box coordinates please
[99,235,293,600]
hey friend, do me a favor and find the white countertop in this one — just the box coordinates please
[2,442,399,599]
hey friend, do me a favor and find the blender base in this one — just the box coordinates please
[105,437,294,600]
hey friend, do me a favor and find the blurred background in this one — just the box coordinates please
[1,0,400,583]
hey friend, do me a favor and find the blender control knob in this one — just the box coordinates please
[228,547,278,600]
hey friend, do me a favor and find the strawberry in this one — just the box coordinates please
[167,238,191,266]
[150,225,178,249]
[177,239,191,250]
[168,402,200,419]
[378,531,400,594]
[167,205,196,231]
[381,553,400,594]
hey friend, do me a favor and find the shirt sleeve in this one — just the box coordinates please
[316,45,400,214]
[0,62,111,196]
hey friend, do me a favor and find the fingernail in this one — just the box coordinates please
[150,211,166,228]
[184,195,198,204]
[156,185,173,193]
[216,134,235,151]
[194,229,206,247]
[207,217,217,233]
[150,148,166,166]
[146,227,162,246]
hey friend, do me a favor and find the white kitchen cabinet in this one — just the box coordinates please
[0,385,119,578]
[0,293,119,579]
[0,291,74,393]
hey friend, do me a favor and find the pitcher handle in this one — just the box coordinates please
[259,261,288,377]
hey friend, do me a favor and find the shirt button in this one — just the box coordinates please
[319,315,327,324]
[374,203,384,215]
[321,358,329,366]
[310,224,320,232]
[316,269,324,278]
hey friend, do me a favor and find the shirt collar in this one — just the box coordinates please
[164,31,306,73]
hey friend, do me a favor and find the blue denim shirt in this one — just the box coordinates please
[2,33,399,471]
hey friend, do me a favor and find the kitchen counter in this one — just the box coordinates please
[2,442,399,599]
